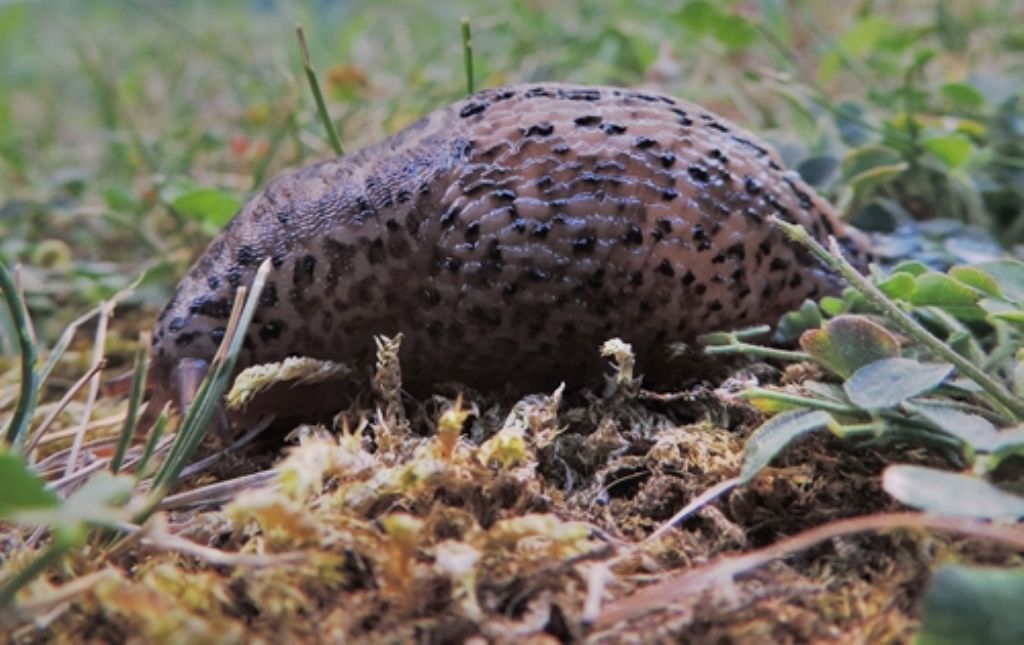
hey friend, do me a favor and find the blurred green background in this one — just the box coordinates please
[1,0,1022,343]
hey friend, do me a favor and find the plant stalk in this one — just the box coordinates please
[774,218,1024,420]
[0,261,38,451]
[296,24,344,156]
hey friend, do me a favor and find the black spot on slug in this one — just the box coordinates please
[623,224,644,245]
[525,122,554,137]
[573,234,596,254]
[688,166,711,183]
[259,320,286,342]
[188,295,232,320]
[236,245,257,266]
[459,102,488,118]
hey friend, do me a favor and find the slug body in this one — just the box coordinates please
[152,83,871,404]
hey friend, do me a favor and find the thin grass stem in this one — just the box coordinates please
[0,260,39,451]
[296,24,344,156]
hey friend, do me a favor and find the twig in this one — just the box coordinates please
[3,570,114,630]
[641,478,740,545]
[296,24,343,156]
[63,301,114,478]
[132,521,306,568]
[159,469,279,510]
[596,512,1024,628]
[24,359,107,458]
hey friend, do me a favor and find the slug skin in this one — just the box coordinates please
[150,83,871,409]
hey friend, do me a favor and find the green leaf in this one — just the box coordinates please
[171,188,242,228]
[774,299,823,343]
[910,402,1001,451]
[845,358,954,409]
[940,82,985,109]
[890,260,930,277]
[711,14,758,52]
[103,184,140,214]
[910,273,985,319]
[883,465,1024,519]
[975,260,1024,303]
[675,0,716,34]
[878,272,917,299]
[842,146,912,189]
[848,161,910,191]
[835,105,874,146]
[62,472,135,524]
[740,410,837,483]
[950,266,1002,298]
[839,16,892,56]
[800,315,901,378]
[796,155,839,187]
[918,565,1024,645]
[818,296,846,316]
[988,428,1024,468]
[15,472,135,529]
[990,309,1024,327]
[0,453,60,518]
[923,134,974,169]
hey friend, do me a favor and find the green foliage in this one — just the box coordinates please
[709,231,1024,522]
[0,453,59,517]
[844,358,954,410]
[738,410,838,483]
[918,565,1024,645]
[883,465,1024,519]
[170,188,242,229]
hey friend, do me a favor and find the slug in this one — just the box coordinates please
[150,83,871,411]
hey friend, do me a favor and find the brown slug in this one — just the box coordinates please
[150,82,871,411]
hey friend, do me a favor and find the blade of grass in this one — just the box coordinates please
[296,24,343,156]
[773,217,1024,420]
[146,259,272,506]
[0,260,38,451]
[24,359,107,459]
[461,17,475,94]
[110,347,148,474]
[133,406,169,482]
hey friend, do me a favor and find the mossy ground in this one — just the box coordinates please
[2,1,1023,642]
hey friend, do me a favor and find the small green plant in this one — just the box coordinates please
[705,221,1024,521]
